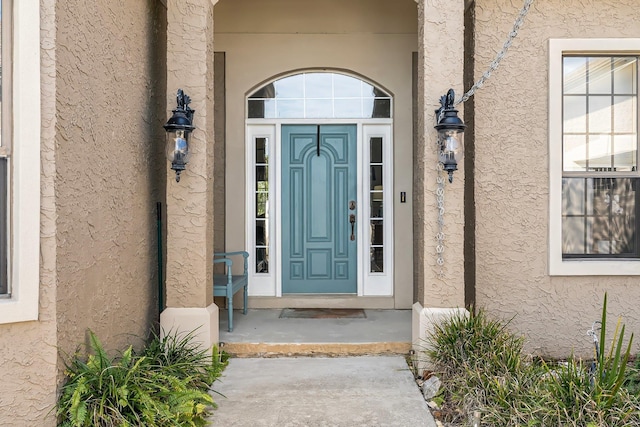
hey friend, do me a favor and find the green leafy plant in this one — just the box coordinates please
[57,330,225,427]
[594,293,634,405]
[425,298,640,427]
[427,308,547,426]
[624,356,640,396]
[143,328,228,394]
[542,293,637,426]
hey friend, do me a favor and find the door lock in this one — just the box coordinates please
[349,200,356,210]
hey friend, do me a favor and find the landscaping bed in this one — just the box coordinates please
[416,295,640,426]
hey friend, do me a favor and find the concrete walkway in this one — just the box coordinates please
[209,356,437,426]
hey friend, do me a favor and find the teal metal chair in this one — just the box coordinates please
[213,251,249,332]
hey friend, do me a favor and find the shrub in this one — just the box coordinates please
[426,297,640,427]
[624,356,640,396]
[542,293,638,426]
[427,308,547,426]
[57,330,226,427]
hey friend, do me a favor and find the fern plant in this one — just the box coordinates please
[57,330,222,427]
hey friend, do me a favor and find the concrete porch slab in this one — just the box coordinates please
[218,309,412,357]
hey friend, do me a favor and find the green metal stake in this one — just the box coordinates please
[156,202,164,316]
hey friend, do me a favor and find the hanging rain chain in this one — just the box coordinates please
[455,0,534,106]
[436,164,446,278]
[435,0,534,278]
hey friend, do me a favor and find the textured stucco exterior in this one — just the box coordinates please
[165,0,216,310]
[0,0,167,424]
[473,0,640,358]
[55,0,167,356]
[414,0,466,309]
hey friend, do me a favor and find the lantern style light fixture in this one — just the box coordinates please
[434,88,465,183]
[164,89,195,182]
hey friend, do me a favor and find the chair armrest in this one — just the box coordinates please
[213,258,232,282]
[215,251,249,258]
[215,251,249,274]
[213,258,232,267]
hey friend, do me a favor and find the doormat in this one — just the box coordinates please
[279,308,367,319]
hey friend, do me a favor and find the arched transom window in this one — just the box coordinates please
[247,72,392,119]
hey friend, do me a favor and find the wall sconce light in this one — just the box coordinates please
[164,89,195,182]
[434,88,465,183]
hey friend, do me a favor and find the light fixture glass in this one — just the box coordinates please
[435,89,465,183]
[164,90,195,182]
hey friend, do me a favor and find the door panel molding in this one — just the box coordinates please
[282,124,357,294]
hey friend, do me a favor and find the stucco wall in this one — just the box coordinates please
[55,0,166,359]
[0,1,57,424]
[414,0,466,309]
[214,0,418,308]
[474,0,640,358]
[164,0,216,310]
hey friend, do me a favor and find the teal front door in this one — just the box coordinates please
[282,125,357,294]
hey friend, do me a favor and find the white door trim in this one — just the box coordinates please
[245,119,393,297]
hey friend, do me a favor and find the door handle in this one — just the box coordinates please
[349,214,356,241]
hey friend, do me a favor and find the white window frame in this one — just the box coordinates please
[0,0,41,323]
[549,38,640,276]
[362,124,393,295]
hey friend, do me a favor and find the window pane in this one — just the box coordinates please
[563,178,637,257]
[256,166,268,184]
[256,137,268,164]
[370,220,384,245]
[249,83,275,99]
[305,99,333,118]
[256,220,268,246]
[588,96,612,133]
[563,216,586,254]
[564,57,587,94]
[370,137,383,163]
[370,247,384,272]
[563,95,586,133]
[371,99,391,118]
[275,74,304,98]
[563,135,587,171]
[277,99,304,118]
[370,166,383,189]
[587,135,612,172]
[334,99,362,118]
[256,192,268,217]
[587,134,612,170]
[371,198,383,218]
[613,57,637,94]
[256,247,269,273]
[613,135,636,171]
[333,74,362,97]
[589,57,613,94]
[0,0,2,149]
[613,96,636,134]
[305,73,332,98]
[0,159,6,295]
[0,1,5,294]
[248,99,276,119]
[562,178,586,216]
